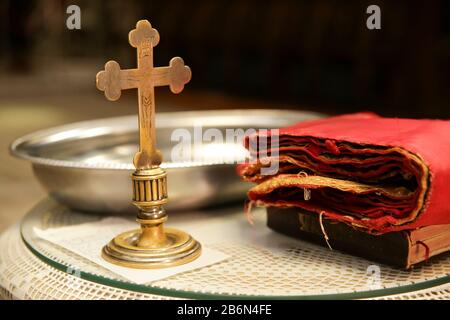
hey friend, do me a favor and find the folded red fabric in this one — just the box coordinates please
[239,112,450,234]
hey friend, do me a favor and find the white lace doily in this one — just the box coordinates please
[0,224,169,300]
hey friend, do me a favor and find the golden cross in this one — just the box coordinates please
[96,20,192,169]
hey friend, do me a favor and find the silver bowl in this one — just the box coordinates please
[11,109,323,214]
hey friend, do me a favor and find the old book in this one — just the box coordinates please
[267,206,450,269]
[239,113,450,268]
[239,113,450,234]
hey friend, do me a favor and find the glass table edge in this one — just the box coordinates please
[19,215,450,300]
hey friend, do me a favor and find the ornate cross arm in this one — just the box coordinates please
[96,61,140,101]
[95,57,191,100]
[152,57,192,93]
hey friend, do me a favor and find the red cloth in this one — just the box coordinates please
[239,112,450,234]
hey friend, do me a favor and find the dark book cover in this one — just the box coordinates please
[267,206,450,269]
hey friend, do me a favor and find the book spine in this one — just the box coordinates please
[267,207,411,269]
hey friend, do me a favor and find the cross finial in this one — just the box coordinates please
[96,20,192,169]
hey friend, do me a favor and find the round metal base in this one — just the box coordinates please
[102,227,201,269]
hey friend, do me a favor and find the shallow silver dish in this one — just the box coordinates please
[11,109,322,213]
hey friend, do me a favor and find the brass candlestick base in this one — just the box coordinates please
[102,168,201,269]
[102,228,201,269]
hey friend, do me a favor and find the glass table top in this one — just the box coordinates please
[21,198,450,299]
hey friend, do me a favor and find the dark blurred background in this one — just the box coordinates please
[0,0,449,227]
[1,0,450,118]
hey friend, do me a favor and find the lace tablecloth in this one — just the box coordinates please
[1,199,449,300]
